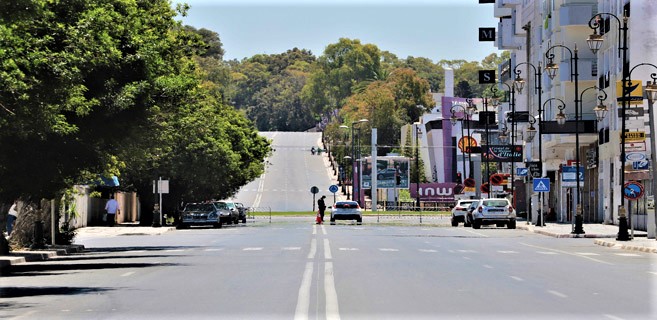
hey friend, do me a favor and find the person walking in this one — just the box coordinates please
[6,200,18,237]
[318,195,327,222]
[104,195,120,227]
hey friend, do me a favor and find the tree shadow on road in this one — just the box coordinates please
[0,286,113,298]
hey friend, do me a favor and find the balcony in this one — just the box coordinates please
[559,2,596,26]
[497,18,522,50]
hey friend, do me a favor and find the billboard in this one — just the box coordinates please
[361,156,410,189]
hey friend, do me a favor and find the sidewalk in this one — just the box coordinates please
[517,222,657,253]
[0,224,176,275]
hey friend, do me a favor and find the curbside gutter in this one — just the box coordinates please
[0,244,86,275]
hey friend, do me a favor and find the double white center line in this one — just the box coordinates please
[295,226,340,320]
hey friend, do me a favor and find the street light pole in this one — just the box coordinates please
[546,43,584,234]
[491,83,516,206]
[415,123,421,209]
[514,62,543,226]
[350,119,368,207]
[451,104,469,180]
[588,11,631,240]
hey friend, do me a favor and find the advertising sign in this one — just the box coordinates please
[616,80,643,105]
[409,182,458,202]
[527,161,542,178]
[361,156,409,189]
[483,145,523,162]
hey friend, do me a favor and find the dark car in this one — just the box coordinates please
[377,168,399,180]
[213,201,240,224]
[177,203,223,229]
[235,202,248,223]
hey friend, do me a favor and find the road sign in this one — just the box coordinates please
[533,178,550,192]
[625,152,647,162]
[328,185,339,193]
[632,160,650,170]
[527,161,542,178]
[623,181,645,200]
[516,167,528,176]
[625,142,646,152]
[310,186,319,194]
[561,166,584,187]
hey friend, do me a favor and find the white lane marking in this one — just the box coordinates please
[509,276,524,282]
[243,247,263,251]
[379,248,399,252]
[483,264,494,269]
[325,262,340,320]
[283,247,302,251]
[576,252,600,256]
[462,229,489,237]
[462,256,472,260]
[603,314,626,320]
[457,249,477,253]
[648,271,657,276]
[520,243,613,265]
[497,250,518,254]
[308,239,317,259]
[121,272,135,277]
[129,250,146,253]
[548,290,568,298]
[418,249,437,253]
[321,225,327,235]
[312,224,317,235]
[339,248,359,251]
[165,249,184,252]
[294,262,314,320]
[615,253,641,257]
[324,239,332,260]
[536,251,558,255]
[204,248,223,252]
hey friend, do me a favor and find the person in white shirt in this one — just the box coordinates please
[104,195,119,227]
[6,200,18,236]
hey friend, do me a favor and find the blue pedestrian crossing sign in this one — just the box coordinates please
[533,178,550,192]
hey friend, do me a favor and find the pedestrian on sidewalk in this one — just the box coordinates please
[6,200,18,237]
[104,195,120,227]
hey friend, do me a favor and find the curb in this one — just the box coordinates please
[594,239,657,254]
[0,244,86,275]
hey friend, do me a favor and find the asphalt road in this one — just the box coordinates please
[231,132,336,212]
[1,221,654,320]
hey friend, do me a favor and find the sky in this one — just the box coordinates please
[172,0,502,63]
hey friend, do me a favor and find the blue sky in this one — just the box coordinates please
[172,0,501,63]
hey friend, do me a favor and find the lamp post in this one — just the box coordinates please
[491,83,516,205]
[465,99,477,178]
[545,43,585,234]
[339,125,349,194]
[451,103,470,180]
[645,75,657,240]
[552,86,608,231]
[415,122,421,210]
[482,94,500,197]
[344,155,352,200]
[587,11,631,240]
[514,62,543,225]
[351,119,368,207]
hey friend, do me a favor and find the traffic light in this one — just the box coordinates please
[456,172,462,184]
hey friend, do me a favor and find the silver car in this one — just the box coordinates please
[451,199,478,227]
[466,198,516,229]
[330,201,363,225]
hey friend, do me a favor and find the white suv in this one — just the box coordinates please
[466,198,516,229]
[451,199,478,227]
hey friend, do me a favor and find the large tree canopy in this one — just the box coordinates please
[0,0,270,204]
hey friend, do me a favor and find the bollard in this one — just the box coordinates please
[31,221,46,249]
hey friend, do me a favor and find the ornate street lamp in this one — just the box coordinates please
[451,103,471,181]
[588,11,631,240]
[545,43,585,234]
[351,119,368,207]
[514,61,543,226]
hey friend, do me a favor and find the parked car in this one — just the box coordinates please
[376,168,398,180]
[235,202,248,223]
[213,201,240,224]
[466,198,516,229]
[330,201,362,225]
[178,202,223,229]
[451,199,478,227]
